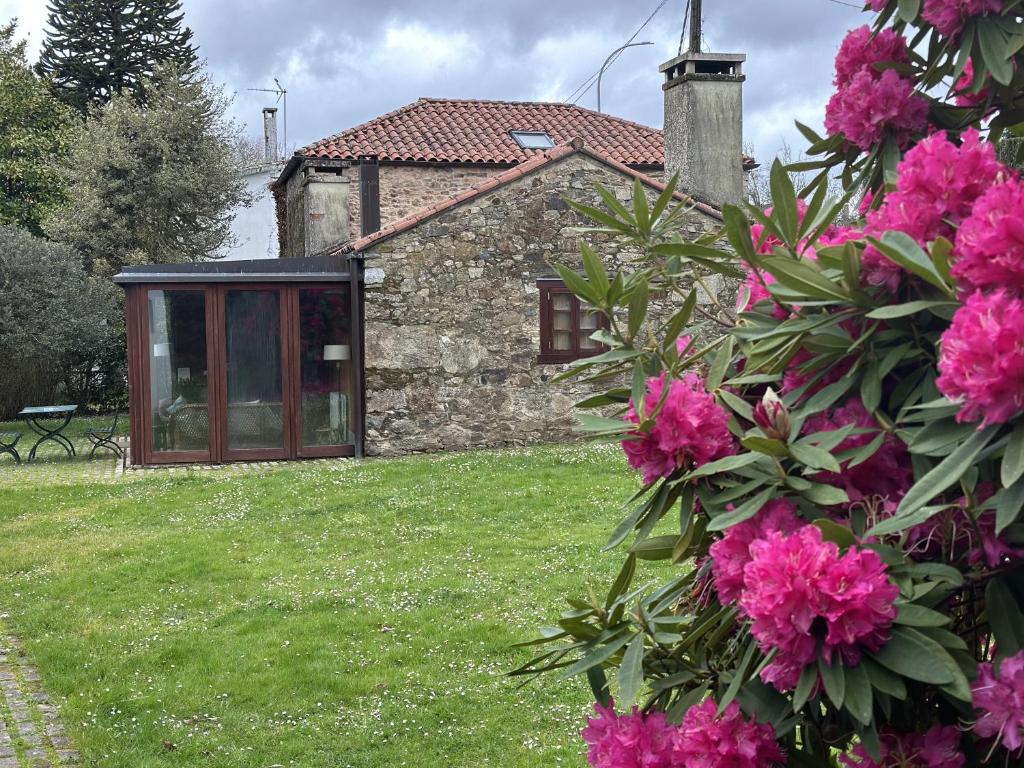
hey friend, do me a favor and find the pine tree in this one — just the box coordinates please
[35,0,199,112]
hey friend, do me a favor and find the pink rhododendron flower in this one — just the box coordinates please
[622,373,735,485]
[954,177,1024,294]
[676,334,694,356]
[582,701,673,768]
[736,267,787,319]
[825,68,928,151]
[973,651,1024,753]
[922,0,1002,38]
[740,526,899,691]
[937,290,1024,427]
[954,59,991,108]
[840,726,965,768]
[863,129,1004,291]
[834,26,911,89]
[709,499,802,604]
[867,0,888,8]
[670,699,785,768]
[803,397,913,503]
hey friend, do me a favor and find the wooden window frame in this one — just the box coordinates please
[537,280,609,364]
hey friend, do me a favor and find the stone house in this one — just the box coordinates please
[115,50,747,464]
[270,50,747,456]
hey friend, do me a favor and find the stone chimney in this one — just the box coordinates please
[263,107,279,164]
[660,51,745,208]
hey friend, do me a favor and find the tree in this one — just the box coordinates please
[35,0,198,112]
[45,65,251,276]
[0,226,119,419]
[517,1,1024,764]
[0,21,75,235]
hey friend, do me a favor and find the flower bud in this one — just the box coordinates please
[753,387,791,442]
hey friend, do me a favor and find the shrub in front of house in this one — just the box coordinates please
[514,1,1024,765]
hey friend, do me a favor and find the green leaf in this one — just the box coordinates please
[791,443,841,473]
[908,418,977,456]
[707,486,778,532]
[756,254,852,302]
[627,281,648,340]
[587,667,612,707]
[1002,421,1024,489]
[631,535,678,561]
[897,0,921,21]
[895,603,951,627]
[605,553,637,609]
[792,664,817,712]
[561,633,631,678]
[618,634,645,707]
[769,159,799,244]
[877,425,999,531]
[996,476,1024,534]
[723,205,757,264]
[719,389,755,422]
[979,18,1014,85]
[555,263,601,305]
[578,413,630,435]
[799,482,849,507]
[719,639,758,713]
[844,662,874,725]
[741,435,790,457]
[868,627,956,685]
[813,518,856,548]
[871,232,951,294]
[685,452,762,481]
[866,300,957,319]
[986,579,1024,657]
[863,657,907,700]
[818,654,845,709]
[707,336,735,392]
[580,243,610,296]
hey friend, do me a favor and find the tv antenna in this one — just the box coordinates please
[247,78,288,154]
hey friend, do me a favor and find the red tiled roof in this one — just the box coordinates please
[333,139,721,256]
[302,98,665,167]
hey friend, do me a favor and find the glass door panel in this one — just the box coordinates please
[298,288,353,449]
[224,290,284,452]
[147,290,210,456]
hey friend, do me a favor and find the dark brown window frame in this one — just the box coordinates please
[537,279,609,364]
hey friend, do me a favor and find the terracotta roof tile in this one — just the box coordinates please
[302,98,665,167]
[332,139,720,257]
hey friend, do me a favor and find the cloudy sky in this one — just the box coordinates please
[1,0,865,162]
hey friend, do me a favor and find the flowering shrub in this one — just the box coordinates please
[514,2,1024,766]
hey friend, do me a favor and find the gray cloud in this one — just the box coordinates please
[4,0,868,162]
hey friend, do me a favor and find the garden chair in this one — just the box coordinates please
[0,431,21,464]
[85,412,123,459]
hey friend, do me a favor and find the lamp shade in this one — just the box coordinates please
[323,344,350,361]
[153,342,171,358]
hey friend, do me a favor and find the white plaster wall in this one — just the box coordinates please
[220,164,283,261]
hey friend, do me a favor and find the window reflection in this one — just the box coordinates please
[299,289,353,447]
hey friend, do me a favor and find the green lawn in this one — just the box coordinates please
[0,443,637,767]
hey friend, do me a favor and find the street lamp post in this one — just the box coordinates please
[597,41,654,113]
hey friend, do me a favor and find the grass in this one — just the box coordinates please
[0,442,639,767]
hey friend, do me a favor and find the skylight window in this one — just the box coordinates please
[510,131,555,149]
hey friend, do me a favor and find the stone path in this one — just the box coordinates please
[0,635,77,767]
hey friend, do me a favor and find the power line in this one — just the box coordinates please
[563,0,673,105]
[677,0,690,56]
[827,0,862,8]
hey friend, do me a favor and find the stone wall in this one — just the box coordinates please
[360,152,725,456]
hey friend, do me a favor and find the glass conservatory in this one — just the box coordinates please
[114,255,364,466]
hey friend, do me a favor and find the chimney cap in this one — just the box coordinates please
[262,106,278,114]
[660,51,745,74]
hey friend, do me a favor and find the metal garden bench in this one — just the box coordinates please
[0,432,21,464]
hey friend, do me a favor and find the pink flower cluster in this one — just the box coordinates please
[622,373,735,485]
[922,0,1002,38]
[582,699,784,768]
[834,26,911,89]
[826,24,927,151]
[803,398,913,503]
[862,129,1004,291]
[709,499,802,605]
[954,59,990,108]
[740,525,899,690]
[840,726,965,768]
[973,651,1024,753]
[937,290,1024,427]
[953,176,1024,293]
